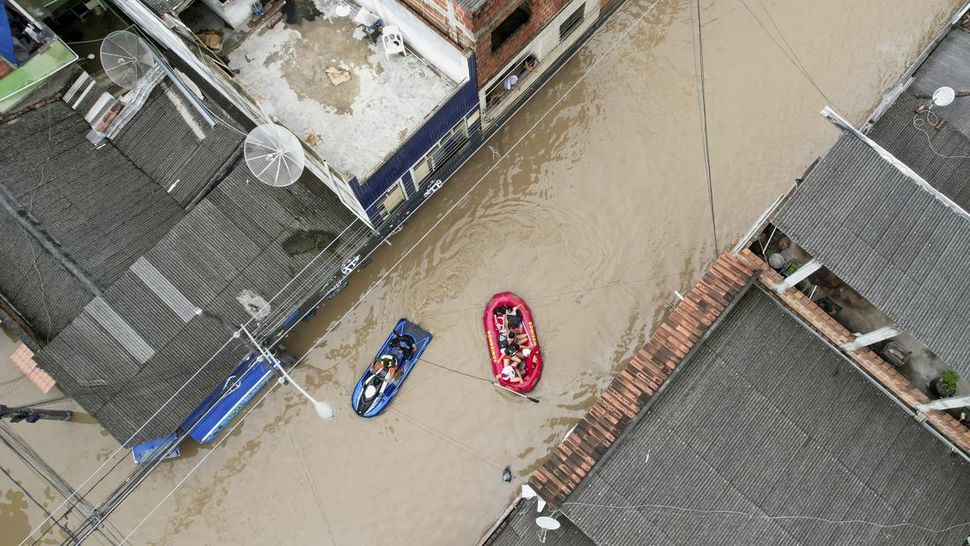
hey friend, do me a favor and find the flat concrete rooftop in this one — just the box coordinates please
[229,0,458,179]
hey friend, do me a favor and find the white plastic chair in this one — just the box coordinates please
[382,25,405,59]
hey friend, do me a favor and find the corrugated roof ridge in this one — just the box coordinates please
[528,252,754,507]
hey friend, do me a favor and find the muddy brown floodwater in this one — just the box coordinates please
[6,0,962,545]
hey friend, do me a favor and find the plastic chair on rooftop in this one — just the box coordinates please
[382,25,405,59]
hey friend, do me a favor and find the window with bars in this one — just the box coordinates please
[378,182,407,218]
[411,119,470,184]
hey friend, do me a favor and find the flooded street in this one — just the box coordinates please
[5,0,962,544]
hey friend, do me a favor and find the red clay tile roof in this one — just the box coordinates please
[528,247,970,509]
[528,252,756,508]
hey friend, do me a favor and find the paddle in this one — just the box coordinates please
[492,382,541,404]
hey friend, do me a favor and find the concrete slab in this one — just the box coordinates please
[228,0,457,179]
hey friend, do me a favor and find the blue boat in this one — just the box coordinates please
[180,353,276,444]
[352,319,431,417]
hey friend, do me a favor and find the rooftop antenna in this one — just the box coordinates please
[100,30,156,88]
[244,124,306,187]
[932,86,955,107]
[99,30,215,127]
[535,515,561,542]
[535,516,561,530]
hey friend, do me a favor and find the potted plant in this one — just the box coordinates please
[930,369,960,398]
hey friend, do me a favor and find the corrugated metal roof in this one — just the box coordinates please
[486,498,594,546]
[129,257,199,323]
[1,83,359,442]
[773,134,970,375]
[455,0,490,14]
[0,205,93,341]
[867,29,970,212]
[34,161,360,443]
[529,253,756,509]
[113,83,243,207]
[559,290,970,545]
[0,102,186,340]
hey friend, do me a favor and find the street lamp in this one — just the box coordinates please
[267,360,335,420]
[239,326,335,420]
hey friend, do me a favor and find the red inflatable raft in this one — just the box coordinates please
[484,292,543,393]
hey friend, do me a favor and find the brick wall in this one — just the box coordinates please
[472,0,570,87]
[396,0,476,49]
[529,253,755,508]
[395,0,571,87]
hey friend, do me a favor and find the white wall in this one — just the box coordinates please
[354,0,469,84]
[199,0,253,29]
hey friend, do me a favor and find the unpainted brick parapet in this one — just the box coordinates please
[527,252,754,508]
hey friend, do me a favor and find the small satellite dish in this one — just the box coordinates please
[535,516,561,530]
[100,31,156,88]
[244,124,305,187]
[933,86,956,107]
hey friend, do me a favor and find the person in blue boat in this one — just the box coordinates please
[369,334,417,383]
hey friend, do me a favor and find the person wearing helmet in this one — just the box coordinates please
[372,354,397,376]
[389,334,417,362]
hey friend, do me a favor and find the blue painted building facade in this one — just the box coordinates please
[347,55,483,226]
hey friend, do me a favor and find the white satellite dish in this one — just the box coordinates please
[535,516,561,530]
[244,124,306,187]
[933,86,956,107]
[100,30,156,88]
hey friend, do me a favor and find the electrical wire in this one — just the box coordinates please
[19,221,365,545]
[12,394,72,408]
[558,501,970,535]
[1,464,78,542]
[690,0,719,258]
[735,0,842,112]
[912,108,970,160]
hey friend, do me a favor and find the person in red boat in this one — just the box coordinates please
[499,356,523,383]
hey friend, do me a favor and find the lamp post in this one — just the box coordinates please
[239,326,334,420]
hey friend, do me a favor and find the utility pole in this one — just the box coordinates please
[0,404,73,423]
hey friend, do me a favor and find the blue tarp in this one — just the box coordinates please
[180,355,275,444]
[0,4,18,67]
[132,433,181,464]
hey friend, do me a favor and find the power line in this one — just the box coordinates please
[559,500,970,535]
[1,464,78,542]
[735,0,842,112]
[112,0,668,540]
[690,0,719,258]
